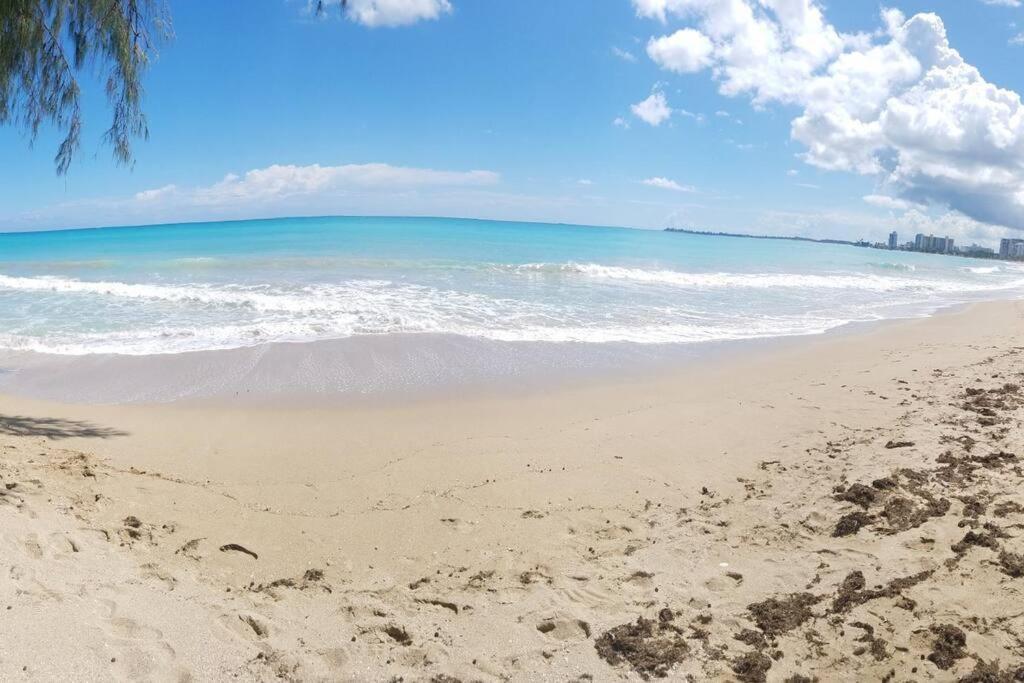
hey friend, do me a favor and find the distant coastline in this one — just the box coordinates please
[664,227,866,247]
[664,227,1006,261]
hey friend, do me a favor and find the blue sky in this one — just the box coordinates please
[2,0,1024,246]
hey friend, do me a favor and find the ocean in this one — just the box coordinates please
[0,215,1022,357]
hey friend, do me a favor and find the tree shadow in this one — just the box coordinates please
[0,414,128,440]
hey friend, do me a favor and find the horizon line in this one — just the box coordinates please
[0,213,663,238]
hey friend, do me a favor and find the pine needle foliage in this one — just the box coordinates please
[0,0,171,174]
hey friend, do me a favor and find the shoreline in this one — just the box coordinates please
[1,299,1023,679]
[0,296,1008,407]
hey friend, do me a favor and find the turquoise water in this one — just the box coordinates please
[0,215,1021,355]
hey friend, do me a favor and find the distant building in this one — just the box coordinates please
[888,231,898,249]
[1000,238,1024,259]
[962,243,995,257]
[913,233,954,254]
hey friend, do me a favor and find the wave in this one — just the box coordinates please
[509,263,1024,293]
[869,262,915,272]
[0,314,853,355]
[2,262,1024,356]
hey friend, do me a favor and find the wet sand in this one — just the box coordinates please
[1,300,1023,680]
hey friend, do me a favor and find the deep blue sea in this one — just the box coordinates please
[0,216,1021,356]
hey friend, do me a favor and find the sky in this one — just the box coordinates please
[2,0,1024,247]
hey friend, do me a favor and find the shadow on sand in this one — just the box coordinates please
[0,414,128,440]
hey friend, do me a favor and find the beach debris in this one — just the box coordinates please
[835,483,876,509]
[732,650,772,682]
[884,440,915,449]
[958,659,1024,681]
[747,593,819,636]
[951,525,1008,556]
[998,551,1024,578]
[383,625,412,646]
[849,621,889,661]
[416,598,459,614]
[993,501,1024,518]
[926,624,967,670]
[833,511,872,537]
[830,569,933,614]
[880,495,950,532]
[220,543,258,560]
[594,610,689,679]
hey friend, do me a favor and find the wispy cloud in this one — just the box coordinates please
[611,46,637,62]
[642,177,695,192]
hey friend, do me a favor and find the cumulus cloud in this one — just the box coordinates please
[318,0,452,27]
[647,28,714,73]
[631,90,673,126]
[634,0,1024,232]
[642,176,695,192]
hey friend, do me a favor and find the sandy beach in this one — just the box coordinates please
[1,301,1024,681]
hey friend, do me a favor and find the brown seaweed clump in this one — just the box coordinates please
[927,624,967,671]
[594,611,689,680]
[958,659,1024,682]
[830,569,933,614]
[732,650,773,682]
[747,593,820,636]
[833,511,872,537]
[998,551,1024,578]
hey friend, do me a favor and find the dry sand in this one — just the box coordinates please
[1,301,1024,681]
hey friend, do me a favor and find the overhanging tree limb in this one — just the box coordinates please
[0,0,171,174]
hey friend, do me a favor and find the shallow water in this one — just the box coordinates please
[0,216,1020,356]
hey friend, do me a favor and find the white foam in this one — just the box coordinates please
[511,262,1024,293]
[2,263,1023,356]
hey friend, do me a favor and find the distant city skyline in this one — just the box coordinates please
[3,1,1024,249]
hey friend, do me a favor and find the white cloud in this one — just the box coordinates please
[320,0,452,27]
[980,0,1021,7]
[577,178,594,185]
[1011,33,1024,46]
[796,183,820,189]
[786,169,799,176]
[631,90,673,126]
[642,176,695,192]
[863,194,916,210]
[647,28,715,73]
[134,185,178,202]
[635,0,1024,231]
[104,163,501,219]
[612,46,638,62]
[613,116,631,129]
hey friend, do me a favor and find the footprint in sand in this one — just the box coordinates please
[97,596,185,680]
[22,533,44,559]
[535,613,592,641]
